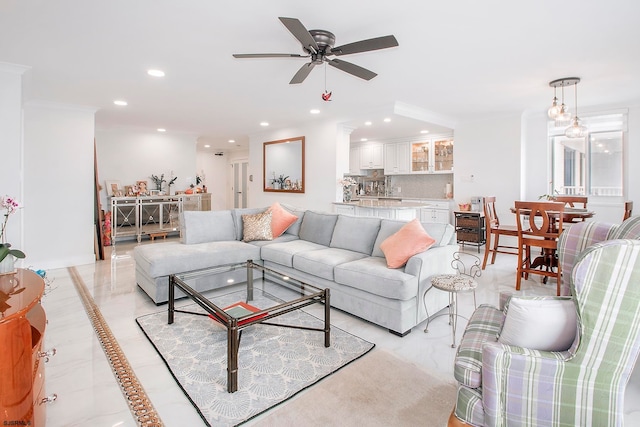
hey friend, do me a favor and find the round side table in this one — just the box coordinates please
[423,274,477,348]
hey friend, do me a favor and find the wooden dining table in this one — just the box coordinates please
[510,206,595,280]
[510,206,595,223]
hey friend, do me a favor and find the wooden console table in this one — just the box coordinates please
[0,269,55,426]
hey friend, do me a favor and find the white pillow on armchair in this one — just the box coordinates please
[498,297,578,351]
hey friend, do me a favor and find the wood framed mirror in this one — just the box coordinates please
[263,136,305,193]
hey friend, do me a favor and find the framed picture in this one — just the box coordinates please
[136,180,149,195]
[125,185,135,197]
[105,180,121,196]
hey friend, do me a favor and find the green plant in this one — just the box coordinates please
[0,196,26,263]
[150,174,167,191]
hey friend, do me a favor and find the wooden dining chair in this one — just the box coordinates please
[624,200,633,220]
[552,195,588,222]
[515,201,564,295]
[481,196,519,269]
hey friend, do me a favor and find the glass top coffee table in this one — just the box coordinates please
[168,260,330,393]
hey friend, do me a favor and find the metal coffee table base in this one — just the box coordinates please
[168,261,330,392]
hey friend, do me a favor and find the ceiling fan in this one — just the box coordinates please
[232,17,399,84]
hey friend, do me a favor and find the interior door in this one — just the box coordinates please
[232,161,248,209]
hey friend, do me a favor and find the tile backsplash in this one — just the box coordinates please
[388,174,453,199]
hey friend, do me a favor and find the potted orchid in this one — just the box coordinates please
[338,177,358,202]
[0,195,25,274]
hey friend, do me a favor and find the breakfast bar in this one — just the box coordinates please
[333,199,434,220]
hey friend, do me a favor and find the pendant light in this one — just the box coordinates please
[565,78,588,138]
[548,77,580,127]
[547,85,560,119]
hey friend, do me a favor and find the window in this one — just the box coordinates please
[550,112,626,197]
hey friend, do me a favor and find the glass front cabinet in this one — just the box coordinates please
[410,138,453,173]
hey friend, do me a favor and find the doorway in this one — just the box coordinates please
[232,161,248,209]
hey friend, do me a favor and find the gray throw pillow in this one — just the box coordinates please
[298,211,339,246]
[180,211,236,244]
[330,215,381,255]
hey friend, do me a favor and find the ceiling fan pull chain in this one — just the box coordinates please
[322,63,332,101]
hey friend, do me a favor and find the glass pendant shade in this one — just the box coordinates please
[555,104,571,126]
[564,78,587,138]
[548,97,560,119]
[565,116,588,138]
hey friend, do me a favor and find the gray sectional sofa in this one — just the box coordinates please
[133,206,458,336]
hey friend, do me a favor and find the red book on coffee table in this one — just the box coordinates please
[209,301,267,326]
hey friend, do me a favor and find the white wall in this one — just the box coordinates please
[248,121,341,212]
[196,149,231,211]
[0,63,28,249]
[454,114,523,226]
[95,129,198,208]
[23,102,96,269]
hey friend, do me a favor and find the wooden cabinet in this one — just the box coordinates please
[359,143,384,169]
[384,142,411,175]
[0,269,51,426]
[411,138,454,173]
[454,211,486,252]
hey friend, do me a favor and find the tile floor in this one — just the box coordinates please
[40,238,640,426]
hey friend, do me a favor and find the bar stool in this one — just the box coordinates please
[423,252,481,348]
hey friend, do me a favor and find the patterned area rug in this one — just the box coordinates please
[136,291,375,427]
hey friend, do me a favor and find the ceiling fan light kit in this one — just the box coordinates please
[232,17,398,84]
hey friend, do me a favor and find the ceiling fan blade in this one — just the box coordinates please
[327,58,377,81]
[331,35,399,56]
[233,53,309,58]
[278,17,319,54]
[290,62,316,84]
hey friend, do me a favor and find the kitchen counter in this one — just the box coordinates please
[334,198,454,224]
[333,200,430,209]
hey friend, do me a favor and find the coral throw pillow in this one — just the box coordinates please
[380,219,436,268]
[268,202,299,237]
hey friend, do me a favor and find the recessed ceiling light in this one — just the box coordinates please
[113,100,127,106]
[157,128,166,132]
[420,130,429,134]
[361,138,368,142]
[310,109,320,114]
[260,122,269,127]
[365,121,372,126]
[147,69,165,77]
[228,139,235,143]
[204,144,210,148]
[383,118,391,123]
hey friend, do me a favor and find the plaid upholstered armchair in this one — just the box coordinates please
[557,215,640,295]
[450,238,640,426]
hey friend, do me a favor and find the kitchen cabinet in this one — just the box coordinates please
[419,201,452,224]
[384,142,411,175]
[411,138,454,173]
[334,204,356,215]
[349,146,361,175]
[359,143,384,169]
[333,203,418,220]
